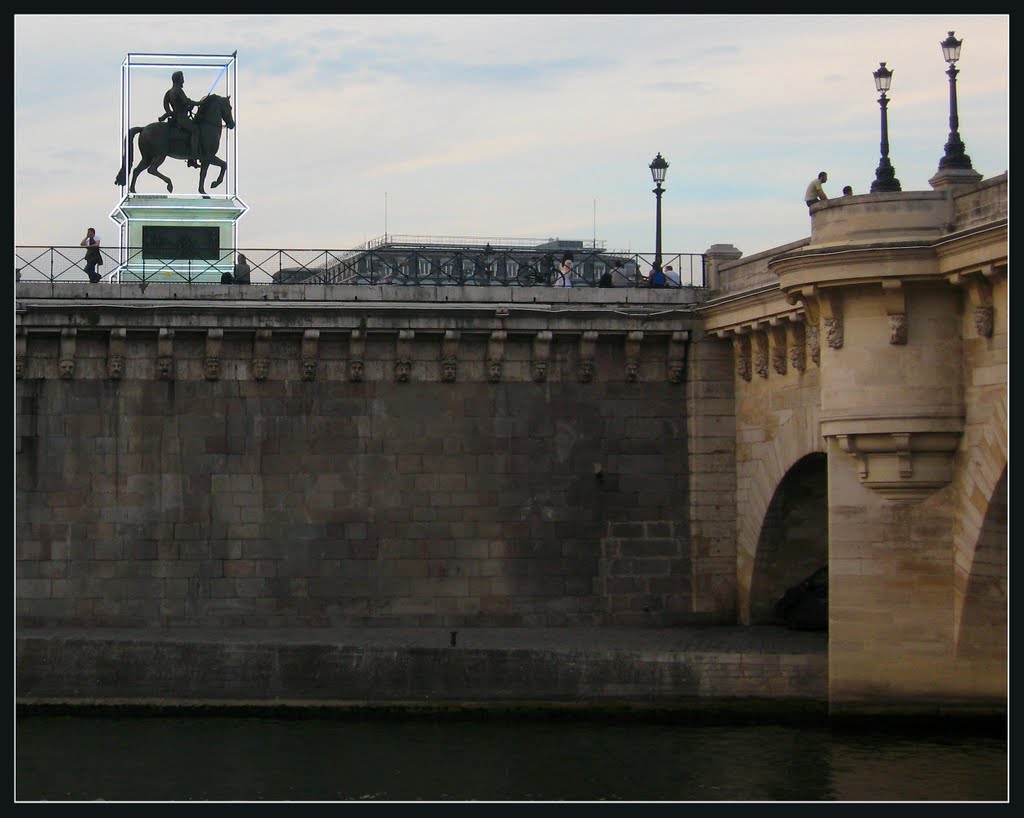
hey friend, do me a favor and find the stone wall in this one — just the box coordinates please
[16,307,702,629]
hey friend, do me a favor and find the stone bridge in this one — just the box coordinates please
[15,173,1006,714]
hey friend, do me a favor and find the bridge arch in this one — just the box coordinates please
[747,453,829,625]
[955,465,1007,662]
[735,400,825,625]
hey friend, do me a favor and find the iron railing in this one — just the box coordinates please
[15,246,705,288]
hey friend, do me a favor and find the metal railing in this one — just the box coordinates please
[16,246,705,288]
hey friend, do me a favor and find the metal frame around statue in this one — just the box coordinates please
[110,52,247,283]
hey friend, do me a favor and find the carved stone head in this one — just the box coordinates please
[668,359,684,384]
[157,356,173,380]
[302,358,317,381]
[532,360,548,382]
[974,306,994,339]
[348,359,364,382]
[204,357,220,380]
[395,358,411,382]
[486,359,502,383]
[59,358,75,379]
[823,317,843,349]
[808,325,821,366]
[251,358,269,381]
[107,354,125,380]
[625,360,639,382]
[577,360,594,383]
[889,313,908,345]
[441,356,457,383]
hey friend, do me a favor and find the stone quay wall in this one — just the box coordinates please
[16,286,713,630]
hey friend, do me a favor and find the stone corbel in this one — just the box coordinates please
[752,331,769,379]
[394,330,414,382]
[624,331,643,382]
[440,330,460,383]
[949,266,996,338]
[252,329,272,381]
[59,328,77,379]
[205,328,223,380]
[156,328,174,380]
[107,328,127,379]
[348,329,365,382]
[831,428,961,502]
[818,289,843,349]
[578,331,598,383]
[808,323,821,366]
[732,333,752,382]
[882,280,907,345]
[16,328,26,379]
[486,330,507,382]
[768,320,787,376]
[787,321,806,373]
[667,331,688,383]
[532,331,552,382]
[302,329,320,381]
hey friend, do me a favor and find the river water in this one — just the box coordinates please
[16,713,1006,802]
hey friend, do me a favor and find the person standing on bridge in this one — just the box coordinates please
[80,227,102,283]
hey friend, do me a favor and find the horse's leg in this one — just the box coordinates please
[208,157,227,189]
[129,156,149,194]
[147,155,174,193]
[198,162,209,195]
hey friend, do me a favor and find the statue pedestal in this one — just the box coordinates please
[110,194,247,283]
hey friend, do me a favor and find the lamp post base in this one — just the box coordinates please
[928,166,983,192]
[870,160,902,194]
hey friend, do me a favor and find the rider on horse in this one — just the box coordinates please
[159,71,201,168]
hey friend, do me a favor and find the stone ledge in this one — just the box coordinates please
[16,627,827,704]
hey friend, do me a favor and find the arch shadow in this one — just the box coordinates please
[956,465,1007,661]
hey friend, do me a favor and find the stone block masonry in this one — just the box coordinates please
[16,296,707,629]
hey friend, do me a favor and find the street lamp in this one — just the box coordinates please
[870,62,902,193]
[649,153,669,268]
[938,31,975,171]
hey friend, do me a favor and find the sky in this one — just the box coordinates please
[14,14,1009,260]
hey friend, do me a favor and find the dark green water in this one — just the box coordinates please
[16,714,1006,801]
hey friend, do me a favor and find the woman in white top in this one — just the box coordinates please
[554,257,574,287]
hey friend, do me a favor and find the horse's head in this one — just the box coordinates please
[220,95,235,129]
[197,94,235,129]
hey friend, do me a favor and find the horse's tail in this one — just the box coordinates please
[114,127,144,186]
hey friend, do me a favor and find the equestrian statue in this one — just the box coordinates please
[114,71,235,195]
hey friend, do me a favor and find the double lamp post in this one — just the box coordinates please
[870,30,976,194]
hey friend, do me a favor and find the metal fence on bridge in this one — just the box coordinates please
[15,246,705,289]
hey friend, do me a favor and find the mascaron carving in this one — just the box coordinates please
[823,317,843,349]
[974,306,994,338]
[251,358,270,381]
[441,356,457,383]
[889,313,908,345]
[395,359,412,382]
[107,354,125,380]
[808,325,821,366]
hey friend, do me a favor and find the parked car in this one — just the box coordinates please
[774,566,828,630]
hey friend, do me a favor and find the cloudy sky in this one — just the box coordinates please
[14,14,1009,260]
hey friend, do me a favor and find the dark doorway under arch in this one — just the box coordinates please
[749,453,829,626]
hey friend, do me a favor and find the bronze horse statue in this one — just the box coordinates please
[114,94,235,195]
